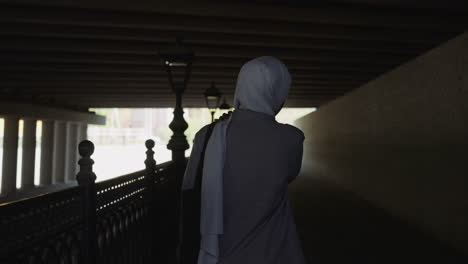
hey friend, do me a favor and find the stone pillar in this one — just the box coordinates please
[65,122,79,182]
[1,116,19,194]
[79,123,88,141]
[53,121,67,183]
[40,120,55,185]
[21,119,37,189]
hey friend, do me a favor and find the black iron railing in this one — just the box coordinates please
[0,139,183,264]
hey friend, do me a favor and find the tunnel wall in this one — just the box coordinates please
[294,32,468,253]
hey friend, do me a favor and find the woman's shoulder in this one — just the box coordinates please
[195,111,233,140]
[279,124,305,142]
[195,124,212,137]
[192,124,212,145]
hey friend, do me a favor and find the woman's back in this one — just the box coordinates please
[219,109,305,263]
[181,56,306,264]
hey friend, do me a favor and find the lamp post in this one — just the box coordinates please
[158,39,194,164]
[204,82,222,123]
[159,40,194,263]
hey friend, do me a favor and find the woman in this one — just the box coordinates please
[181,56,306,264]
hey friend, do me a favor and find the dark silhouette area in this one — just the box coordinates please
[1,1,468,263]
[289,177,468,263]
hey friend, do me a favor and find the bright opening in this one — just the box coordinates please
[34,121,42,186]
[16,120,24,189]
[88,107,315,182]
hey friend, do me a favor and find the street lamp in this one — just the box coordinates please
[158,39,194,163]
[204,82,222,122]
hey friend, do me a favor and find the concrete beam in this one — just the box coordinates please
[0,102,105,125]
[0,1,465,31]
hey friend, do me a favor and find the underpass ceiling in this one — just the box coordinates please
[0,0,466,109]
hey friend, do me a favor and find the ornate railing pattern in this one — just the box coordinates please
[0,139,180,264]
[0,186,84,263]
[95,170,151,264]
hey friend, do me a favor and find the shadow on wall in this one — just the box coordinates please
[288,175,468,264]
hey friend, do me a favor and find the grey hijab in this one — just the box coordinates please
[234,56,291,115]
[182,56,291,264]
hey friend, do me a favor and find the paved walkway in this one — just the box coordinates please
[288,176,467,263]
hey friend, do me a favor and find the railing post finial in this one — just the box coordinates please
[145,139,156,169]
[144,139,157,260]
[77,140,96,185]
[76,139,97,264]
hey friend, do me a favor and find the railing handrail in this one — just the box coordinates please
[0,184,80,207]
[95,159,174,183]
[0,160,175,208]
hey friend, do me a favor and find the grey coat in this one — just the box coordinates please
[194,108,306,264]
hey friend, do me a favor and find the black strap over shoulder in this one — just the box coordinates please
[194,122,217,191]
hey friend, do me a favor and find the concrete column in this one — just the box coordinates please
[40,120,55,185]
[1,117,19,194]
[21,119,37,188]
[53,121,67,183]
[65,122,79,182]
[79,123,88,141]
